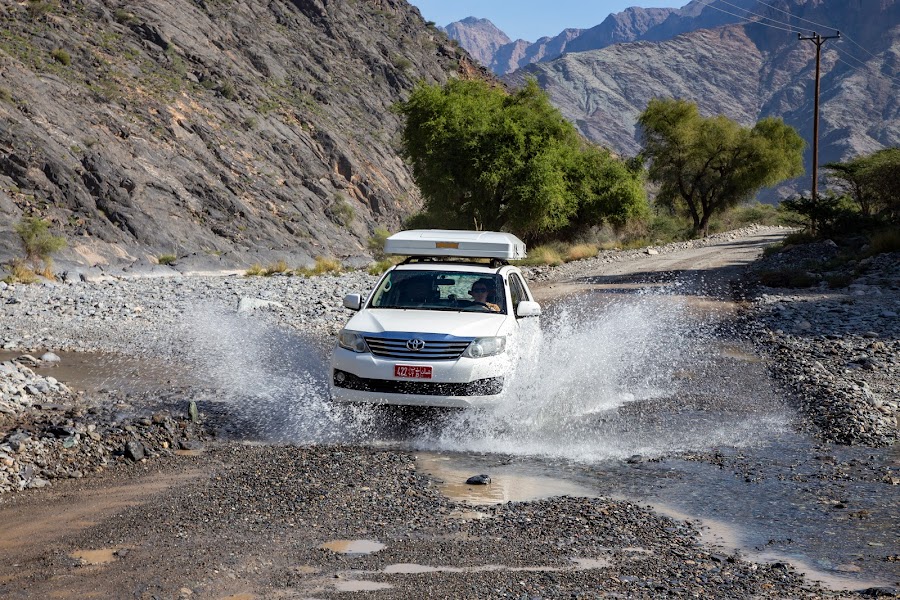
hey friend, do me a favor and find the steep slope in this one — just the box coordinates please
[0,0,486,271]
[508,1,900,198]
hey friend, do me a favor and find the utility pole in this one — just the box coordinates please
[798,31,840,209]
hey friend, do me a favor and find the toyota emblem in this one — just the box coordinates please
[406,338,426,351]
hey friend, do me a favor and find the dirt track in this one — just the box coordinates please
[1,228,895,599]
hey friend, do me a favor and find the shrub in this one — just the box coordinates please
[867,228,900,256]
[245,263,266,276]
[0,88,12,103]
[368,258,397,275]
[14,217,66,272]
[515,244,564,266]
[219,80,237,100]
[51,48,71,66]
[297,257,342,277]
[757,269,817,289]
[327,197,355,227]
[2,259,38,284]
[26,1,54,18]
[113,8,136,23]
[826,273,854,289]
[367,227,391,260]
[157,254,177,265]
[565,243,598,262]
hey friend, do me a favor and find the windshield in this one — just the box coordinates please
[369,270,506,314]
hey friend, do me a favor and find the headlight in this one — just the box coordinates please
[463,336,506,358]
[338,330,369,353]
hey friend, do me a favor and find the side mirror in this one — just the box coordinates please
[343,294,362,311]
[516,300,541,318]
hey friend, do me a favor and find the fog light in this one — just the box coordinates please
[334,370,346,384]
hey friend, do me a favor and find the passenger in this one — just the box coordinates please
[470,278,500,312]
[402,277,432,306]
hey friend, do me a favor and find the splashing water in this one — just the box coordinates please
[179,290,788,462]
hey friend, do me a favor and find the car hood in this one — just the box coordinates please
[345,309,507,338]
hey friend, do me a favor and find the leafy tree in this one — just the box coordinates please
[638,98,804,236]
[15,217,66,268]
[825,148,900,221]
[397,78,646,242]
[9,217,66,281]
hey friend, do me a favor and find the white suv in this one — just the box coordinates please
[330,230,541,408]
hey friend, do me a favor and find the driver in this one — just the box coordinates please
[469,278,501,312]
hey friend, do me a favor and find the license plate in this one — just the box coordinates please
[394,364,433,379]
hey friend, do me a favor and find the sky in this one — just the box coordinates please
[409,1,689,42]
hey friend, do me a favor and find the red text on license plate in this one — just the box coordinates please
[394,365,433,379]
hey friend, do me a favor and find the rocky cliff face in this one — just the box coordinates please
[0,0,487,272]
[506,0,900,199]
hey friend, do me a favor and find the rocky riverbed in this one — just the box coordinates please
[744,243,899,447]
[1,227,898,598]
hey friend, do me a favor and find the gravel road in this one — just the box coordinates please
[0,225,897,599]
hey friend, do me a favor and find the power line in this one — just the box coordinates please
[696,0,900,87]
[753,0,877,60]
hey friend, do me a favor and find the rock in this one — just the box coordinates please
[465,474,491,485]
[124,440,145,461]
[237,297,285,312]
[40,352,61,363]
[645,249,659,255]
[626,454,644,464]
[47,425,76,438]
[178,440,204,451]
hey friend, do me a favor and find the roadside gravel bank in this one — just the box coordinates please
[745,246,899,447]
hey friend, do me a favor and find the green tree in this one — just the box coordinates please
[397,78,646,241]
[12,217,66,279]
[825,147,900,221]
[638,98,804,236]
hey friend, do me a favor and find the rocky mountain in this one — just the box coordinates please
[0,0,489,272]
[442,0,752,75]
[441,17,510,69]
[506,0,900,198]
[490,28,584,75]
[563,7,676,54]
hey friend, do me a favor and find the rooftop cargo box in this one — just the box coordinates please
[384,230,527,260]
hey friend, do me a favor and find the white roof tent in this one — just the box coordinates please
[384,230,527,260]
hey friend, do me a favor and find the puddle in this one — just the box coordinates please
[70,548,118,565]
[0,350,194,395]
[418,453,596,505]
[718,343,762,362]
[447,509,492,521]
[320,540,386,555]
[333,579,392,592]
[382,556,610,574]
[174,449,205,457]
[292,565,320,575]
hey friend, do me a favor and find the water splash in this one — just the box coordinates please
[417,291,789,461]
[179,303,381,443]
[178,290,789,461]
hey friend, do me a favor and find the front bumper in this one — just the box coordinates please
[329,346,508,408]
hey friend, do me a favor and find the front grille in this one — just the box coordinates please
[333,370,503,396]
[364,336,471,360]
